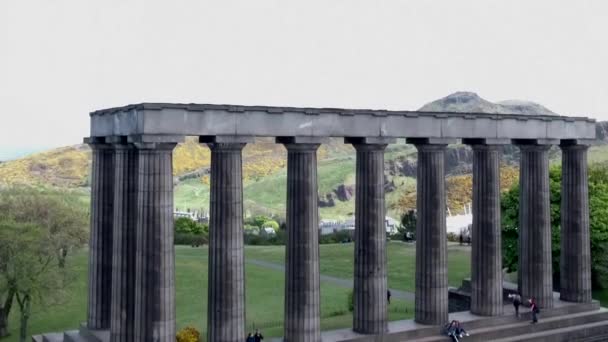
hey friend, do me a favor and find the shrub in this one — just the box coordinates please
[174,233,208,246]
[176,326,200,342]
[347,289,354,312]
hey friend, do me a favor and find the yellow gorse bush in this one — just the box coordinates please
[176,326,201,342]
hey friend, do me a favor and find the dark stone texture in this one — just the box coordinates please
[414,143,448,325]
[87,143,115,330]
[352,143,388,334]
[207,143,246,342]
[110,144,138,341]
[470,145,503,316]
[283,143,321,342]
[133,143,177,341]
[560,144,592,303]
[518,144,553,309]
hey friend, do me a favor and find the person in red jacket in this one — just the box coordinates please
[529,298,539,324]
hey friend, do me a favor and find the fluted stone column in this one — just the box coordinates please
[282,141,321,342]
[518,143,553,309]
[351,141,388,334]
[412,141,448,325]
[560,142,592,303]
[470,144,503,316]
[110,142,138,341]
[87,140,115,330]
[133,143,177,341]
[207,143,246,342]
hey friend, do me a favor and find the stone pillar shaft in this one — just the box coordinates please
[414,143,448,325]
[352,143,388,334]
[560,144,592,303]
[470,145,503,316]
[284,143,321,342]
[133,144,177,341]
[110,144,138,341]
[87,143,115,330]
[518,144,553,308]
[207,143,246,342]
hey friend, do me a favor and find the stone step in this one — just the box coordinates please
[31,335,44,342]
[43,333,64,342]
[411,307,608,341]
[490,320,608,342]
[379,301,601,341]
[63,330,87,342]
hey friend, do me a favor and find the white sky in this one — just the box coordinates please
[1,1,607,159]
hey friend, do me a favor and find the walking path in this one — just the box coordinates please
[247,258,416,301]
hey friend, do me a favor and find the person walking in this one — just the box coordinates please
[509,293,522,318]
[387,290,392,304]
[529,298,539,324]
[246,333,255,342]
[254,329,264,342]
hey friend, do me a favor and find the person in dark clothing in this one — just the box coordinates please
[529,298,539,324]
[509,293,522,318]
[246,333,255,342]
[459,233,463,245]
[254,329,264,342]
[387,290,392,304]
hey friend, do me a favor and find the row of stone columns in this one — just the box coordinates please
[86,136,592,341]
[87,139,178,342]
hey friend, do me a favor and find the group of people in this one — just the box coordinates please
[444,320,469,341]
[509,293,540,323]
[246,329,263,342]
[443,293,541,341]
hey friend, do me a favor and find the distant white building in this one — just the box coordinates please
[446,204,473,236]
[319,216,400,235]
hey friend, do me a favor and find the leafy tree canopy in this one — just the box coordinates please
[501,164,608,289]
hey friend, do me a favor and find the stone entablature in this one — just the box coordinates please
[89,103,596,141]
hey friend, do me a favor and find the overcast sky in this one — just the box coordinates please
[1,1,607,160]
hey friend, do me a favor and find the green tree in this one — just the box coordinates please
[262,220,280,232]
[399,210,417,240]
[175,217,198,234]
[0,187,87,341]
[501,164,608,289]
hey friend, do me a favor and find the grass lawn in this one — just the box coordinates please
[6,242,607,341]
[245,241,472,291]
[3,246,414,342]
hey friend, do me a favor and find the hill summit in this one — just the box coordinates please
[419,91,557,116]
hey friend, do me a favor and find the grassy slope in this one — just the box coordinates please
[4,245,414,341]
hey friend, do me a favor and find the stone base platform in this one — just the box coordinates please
[308,297,608,342]
[34,298,608,342]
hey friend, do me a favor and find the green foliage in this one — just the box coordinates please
[501,164,608,289]
[176,326,201,342]
[347,289,354,312]
[175,217,199,234]
[262,220,279,231]
[398,210,417,240]
[0,187,87,342]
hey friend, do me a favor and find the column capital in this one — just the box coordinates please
[207,143,246,152]
[406,137,457,146]
[560,142,591,151]
[276,136,329,145]
[462,138,510,146]
[470,144,502,152]
[84,137,113,150]
[345,137,395,146]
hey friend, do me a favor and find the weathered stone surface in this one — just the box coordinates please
[110,144,138,341]
[518,143,553,309]
[413,143,448,325]
[90,103,596,141]
[470,144,503,316]
[560,143,592,303]
[133,143,177,341]
[207,143,246,342]
[283,143,321,342]
[352,143,388,334]
[87,143,114,330]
